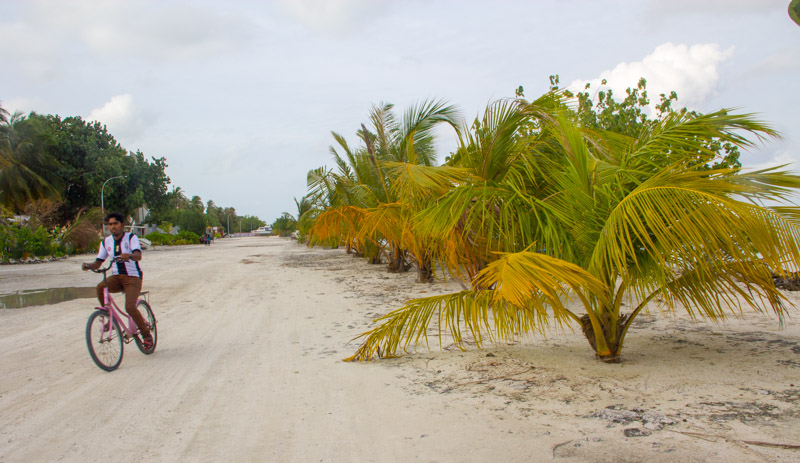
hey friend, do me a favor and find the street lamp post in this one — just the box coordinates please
[101,175,126,214]
[227,214,230,238]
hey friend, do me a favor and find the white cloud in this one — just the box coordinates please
[4,0,255,66]
[274,0,392,35]
[0,19,60,80]
[2,97,40,116]
[646,0,786,16]
[744,148,800,173]
[750,49,800,74]
[77,3,255,61]
[568,43,734,112]
[87,94,152,143]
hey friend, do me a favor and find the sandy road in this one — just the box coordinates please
[0,238,440,462]
[2,237,799,463]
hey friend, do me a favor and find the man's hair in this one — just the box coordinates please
[105,211,125,223]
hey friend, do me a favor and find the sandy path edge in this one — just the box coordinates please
[1,237,798,463]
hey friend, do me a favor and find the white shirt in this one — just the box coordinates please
[96,232,143,278]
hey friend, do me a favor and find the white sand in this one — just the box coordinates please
[0,236,798,462]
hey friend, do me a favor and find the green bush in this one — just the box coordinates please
[0,224,65,261]
[176,230,200,244]
[144,230,200,246]
[145,232,172,246]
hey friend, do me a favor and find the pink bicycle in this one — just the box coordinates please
[85,257,157,371]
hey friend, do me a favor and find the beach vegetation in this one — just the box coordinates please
[307,99,461,278]
[306,82,800,363]
[271,212,297,237]
[145,230,200,246]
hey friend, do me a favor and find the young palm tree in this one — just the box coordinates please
[307,133,385,258]
[347,94,800,363]
[309,100,460,271]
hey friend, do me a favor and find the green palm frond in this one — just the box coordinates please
[384,162,476,201]
[628,110,779,171]
[368,102,398,156]
[658,258,787,320]
[591,167,800,291]
[727,166,800,204]
[398,99,460,166]
[455,99,529,181]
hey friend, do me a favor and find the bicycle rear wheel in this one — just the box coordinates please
[86,310,123,371]
[134,300,157,354]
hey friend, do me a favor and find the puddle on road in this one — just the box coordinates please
[0,287,97,309]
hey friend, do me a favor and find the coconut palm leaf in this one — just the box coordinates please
[346,250,610,361]
[346,290,549,361]
[396,99,460,166]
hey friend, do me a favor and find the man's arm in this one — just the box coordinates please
[81,259,104,271]
[120,250,142,262]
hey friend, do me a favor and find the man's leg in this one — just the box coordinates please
[95,281,106,306]
[120,276,151,339]
[97,276,123,306]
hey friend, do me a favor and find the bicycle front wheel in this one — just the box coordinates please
[134,300,157,354]
[86,310,123,371]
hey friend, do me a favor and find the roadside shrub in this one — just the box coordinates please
[0,224,65,261]
[144,230,200,246]
[145,232,172,246]
[176,230,200,244]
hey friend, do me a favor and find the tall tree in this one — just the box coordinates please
[190,195,204,213]
[0,109,62,211]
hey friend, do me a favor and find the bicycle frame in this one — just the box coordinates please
[96,287,150,342]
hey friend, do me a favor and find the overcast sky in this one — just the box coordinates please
[2,0,798,221]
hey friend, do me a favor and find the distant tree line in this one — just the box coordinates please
[0,103,263,258]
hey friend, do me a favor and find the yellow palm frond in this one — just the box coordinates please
[307,205,366,246]
[384,161,475,201]
[358,201,406,245]
[346,250,611,362]
[474,250,609,311]
[346,290,547,361]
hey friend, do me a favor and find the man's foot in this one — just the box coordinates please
[141,335,154,350]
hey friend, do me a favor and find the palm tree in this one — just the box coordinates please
[346,93,800,363]
[166,186,188,210]
[190,195,204,212]
[309,99,460,271]
[307,132,383,258]
[293,195,316,242]
[0,109,62,211]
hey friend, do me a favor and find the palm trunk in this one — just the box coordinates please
[387,242,409,273]
[416,253,434,283]
[579,312,628,363]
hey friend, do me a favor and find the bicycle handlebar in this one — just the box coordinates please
[90,256,129,274]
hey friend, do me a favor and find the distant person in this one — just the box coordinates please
[205,226,213,246]
[81,211,153,350]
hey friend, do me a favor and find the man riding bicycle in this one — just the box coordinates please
[81,212,154,350]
